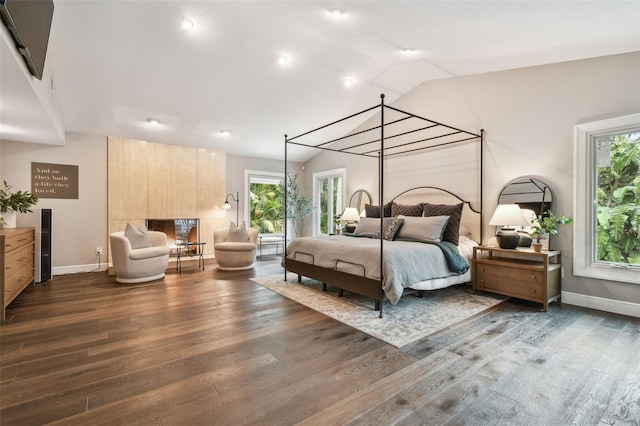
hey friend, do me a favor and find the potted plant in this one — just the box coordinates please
[282,173,314,237]
[530,210,573,252]
[0,180,39,228]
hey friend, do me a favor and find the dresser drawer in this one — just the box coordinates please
[4,264,34,306]
[4,230,35,252]
[4,243,34,276]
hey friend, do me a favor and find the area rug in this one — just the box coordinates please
[250,274,507,347]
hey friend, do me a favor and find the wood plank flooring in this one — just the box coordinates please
[1,259,639,425]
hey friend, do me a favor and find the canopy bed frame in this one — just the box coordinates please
[283,94,484,317]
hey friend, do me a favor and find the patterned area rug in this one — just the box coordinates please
[250,274,507,347]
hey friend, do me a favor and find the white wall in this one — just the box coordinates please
[304,52,640,308]
[1,133,108,273]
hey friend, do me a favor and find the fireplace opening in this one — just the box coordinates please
[146,218,199,255]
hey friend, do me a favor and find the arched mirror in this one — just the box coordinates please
[497,177,553,248]
[498,177,552,216]
[348,189,372,215]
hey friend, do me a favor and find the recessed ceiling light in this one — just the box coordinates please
[220,129,232,136]
[277,55,289,65]
[344,78,355,87]
[329,8,344,16]
[401,48,417,54]
[181,18,194,30]
[146,118,160,126]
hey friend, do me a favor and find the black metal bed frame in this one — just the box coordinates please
[284,94,484,317]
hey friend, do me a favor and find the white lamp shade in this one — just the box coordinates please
[222,202,231,210]
[489,204,528,227]
[341,207,361,222]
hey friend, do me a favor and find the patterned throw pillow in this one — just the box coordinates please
[374,218,405,240]
[391,202,423,217]
[226,221,250,242]
[422,202,464,245]
[364,203,392,218]
[124,222,152,249]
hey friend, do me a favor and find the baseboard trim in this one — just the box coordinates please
[562,291,640,318]
[52,263,109,276]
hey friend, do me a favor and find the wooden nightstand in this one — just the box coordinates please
[472,245,561,311]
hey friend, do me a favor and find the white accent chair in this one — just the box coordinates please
[213,227,258,270]
[110,231,170,283]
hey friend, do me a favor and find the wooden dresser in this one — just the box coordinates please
[472,245,561,312]
[1,228,35,320]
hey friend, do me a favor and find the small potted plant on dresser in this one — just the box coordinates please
[530,210,573,252]
[0,180,39,228]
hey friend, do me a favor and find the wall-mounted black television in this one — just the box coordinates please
[0,0,54,80]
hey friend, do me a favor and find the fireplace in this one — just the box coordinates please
[146,218,199,255]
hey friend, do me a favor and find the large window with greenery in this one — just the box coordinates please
[574,114,640,284]
[246,171,284,234]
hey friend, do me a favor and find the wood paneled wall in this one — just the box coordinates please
[107,137,226,259]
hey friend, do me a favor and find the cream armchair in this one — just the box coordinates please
[110,231,170,283]
[213,227,258,270]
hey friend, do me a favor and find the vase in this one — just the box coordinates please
[496,227,520,249]
[0,211,17,228]
[532,242,543,252]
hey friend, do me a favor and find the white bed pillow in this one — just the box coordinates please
[394,215,450,243]
[353,217,380,237]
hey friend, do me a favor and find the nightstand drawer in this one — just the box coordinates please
[472,246,562,312]
[476,263,544,283]
[476,270,543,298]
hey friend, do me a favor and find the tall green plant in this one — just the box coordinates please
[596,134,640,265]
[283,173,314,236]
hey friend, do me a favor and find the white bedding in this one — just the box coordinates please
[409,235,477,291]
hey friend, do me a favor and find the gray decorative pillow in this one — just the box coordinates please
[125,222,152,249]
[391,202,423,217]
[394,215,450,243]
[423,202,464,245]
[364,203,392,218]
[353,217,380,237]
[226,221,249,242]
[374,218,405,240]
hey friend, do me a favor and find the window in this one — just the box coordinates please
[574,114,640,284]
[245,170,284,234]
[313,168,346,235]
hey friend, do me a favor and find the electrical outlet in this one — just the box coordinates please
[96,247,102,255]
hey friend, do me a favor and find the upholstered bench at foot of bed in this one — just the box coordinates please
[214,242,257,270]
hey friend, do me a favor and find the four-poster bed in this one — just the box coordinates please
[283,94,484,317]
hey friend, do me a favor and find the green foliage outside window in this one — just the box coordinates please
[596,133,640,265]
[249,183,284,234]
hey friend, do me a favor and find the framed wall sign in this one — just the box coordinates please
[31,162,79,199]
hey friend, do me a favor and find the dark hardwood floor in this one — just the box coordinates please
[1,258,639,425]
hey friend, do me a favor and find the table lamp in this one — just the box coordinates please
[489,204,528,249]
[340,207,361,233]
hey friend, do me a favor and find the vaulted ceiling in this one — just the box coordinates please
[2,1,639,162]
